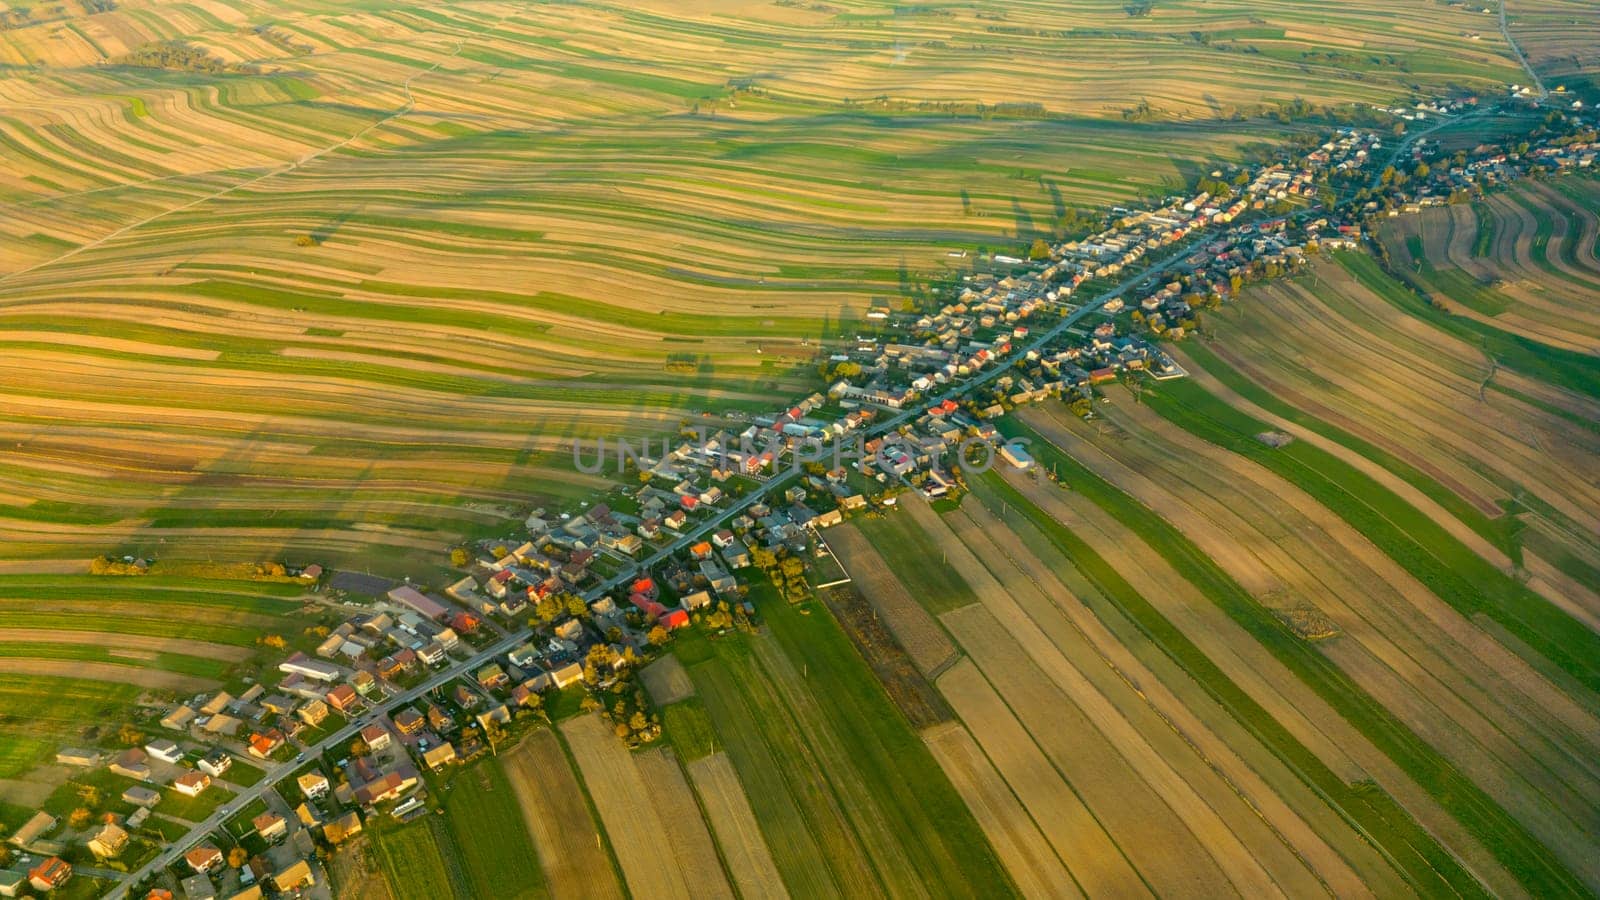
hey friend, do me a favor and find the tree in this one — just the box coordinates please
[449,547,469,567]
[68,808,91,829]
[565,594,589,619]
[492,544,509,559]
[1028,237,1051,260]
[535,594,562,624]
[228,847,249,868]
[349,739,369,758]
[1414,162,1430,180]
[647,626,669,646]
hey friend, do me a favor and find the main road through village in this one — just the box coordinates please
[109,222,1208,898]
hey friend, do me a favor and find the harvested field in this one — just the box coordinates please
[935,658,1145,897]
[687,752,788,900]
[1207,253,1600,627]
[560,713,694,900]
[633,748,735,900]
[827,524,958,675]
[503,729,623,900]
[0,657,212,691]
[1017,389,1600,895]
[639,654,695,706]
[983,462,1518,897]
[921,721,1077,900]
[818,584,953,730]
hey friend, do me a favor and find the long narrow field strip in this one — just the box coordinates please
[921,721,1079,900]
[633,748,736,900]
[502,729,625,900]
[441,758,547,900]
[826,524,958,674]
[934,657,1146,896]
[679,589,1014,899]
[685,752,789,900]
[1033,392,1600,890]
[978,468,1517,898]
[561,713,698,900]
[907,499,1315,899]
[1005,409,1590,897]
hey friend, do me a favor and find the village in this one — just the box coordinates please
[11,93,1595,900]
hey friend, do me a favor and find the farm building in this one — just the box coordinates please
[279,652,342,683]
[387,585,450,621]
[8,812,56,849]
[54,748,99,768]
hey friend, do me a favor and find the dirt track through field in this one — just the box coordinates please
[0,629,253,661]
[503,729,623,900]
[0,657,214,691]
[687,752,789,900]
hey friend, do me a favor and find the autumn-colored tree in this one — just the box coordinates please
[68,808,92,829]
[1029,238,1050,260]
[647,626,669,646]
[565,594,589,619]
[449,547,470,567]
[116,724,145,747]
[228,847,249,868]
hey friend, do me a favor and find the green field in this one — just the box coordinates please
[677,583,1013,898]
[371,817,466,899]
[440,758,547,900]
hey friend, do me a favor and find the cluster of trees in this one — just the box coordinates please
[753,546,809,600]
[534,591,588,624]
[89,555,146,575]
[582,674,660,746]
[114,40,234,73]
[820,359,862,380]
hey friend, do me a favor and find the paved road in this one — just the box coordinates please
[106,220,1218,899]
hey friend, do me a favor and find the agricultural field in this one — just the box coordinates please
[0,573,314,778]
[849,231,1600,897]
[1504,0,1600,100]
[1199,241,1600,628]
[0,0,1528,571]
